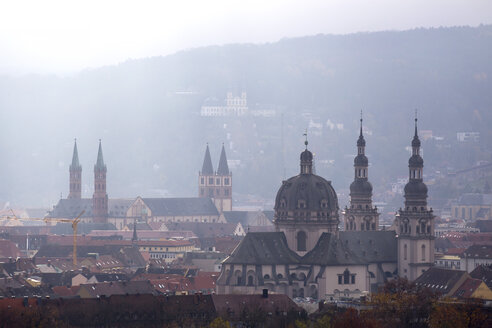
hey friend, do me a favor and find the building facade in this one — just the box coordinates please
[216,119,435,300]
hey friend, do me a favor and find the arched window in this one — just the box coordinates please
[421,244,426,261]
[247,275,254,286]
[343,269,350,284]
[297,231,307,251]
[404,244,407,261]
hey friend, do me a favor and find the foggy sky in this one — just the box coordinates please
[1,0,491,75]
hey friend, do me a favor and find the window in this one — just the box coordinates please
[224,178,229,185]
[462,208,465,219]
[351,275,355,284]
[404,244,407,260]
[469,207,472,219]
[201,177,204,184]
[216,178,220,185]
[421,245,426,261]
[225,189,229,196]
[338,275,342,284]
[297,231,307,251]
[343,269,350,284]
[209,177,214,185]
[247,276,254,286]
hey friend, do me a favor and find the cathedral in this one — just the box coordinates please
[216,117,435,300]
[47,140,128,225]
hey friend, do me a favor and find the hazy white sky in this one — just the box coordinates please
[0,0,491,75]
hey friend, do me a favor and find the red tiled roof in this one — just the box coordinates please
[0,239,21,258]
[452,278,483,298]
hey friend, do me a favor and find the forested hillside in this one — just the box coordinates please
[0,25,491,207]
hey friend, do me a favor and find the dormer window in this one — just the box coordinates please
[280,198,287,208]
[321,200,328,208]
[298,200,306,209]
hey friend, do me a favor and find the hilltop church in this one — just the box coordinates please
[216,117,435,300]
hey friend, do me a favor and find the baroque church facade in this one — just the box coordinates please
[216,118,434,300]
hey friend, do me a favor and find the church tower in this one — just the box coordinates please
[198,144,233,213]
[344,115,379,231]
[68,139,82,199]
[198,144,215,199]
[396,117,435,281]
[215,144,233,212]
[92,140,108,223]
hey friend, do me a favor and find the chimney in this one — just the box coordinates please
[262,289,268,298]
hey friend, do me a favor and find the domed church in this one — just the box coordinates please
[216,117,434,300]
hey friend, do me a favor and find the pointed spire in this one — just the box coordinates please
[95,139,106,169]
[357,111,366,147]
[412,110,421,148]
[201,144,214,174]
[70,139,81,169]
[360,110,363,137]
[217,144,230,175]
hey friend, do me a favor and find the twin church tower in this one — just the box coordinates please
[343,115,434,280]
[67,140,108,223]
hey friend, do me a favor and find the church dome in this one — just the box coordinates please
[350,179,373,196]
[300,149,313,162]
[404,180,428,196]
[274,173,339,217]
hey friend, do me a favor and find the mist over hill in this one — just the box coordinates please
[1,25,491,209]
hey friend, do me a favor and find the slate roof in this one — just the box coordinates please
[301,233,364,266]
[339,230,397,263]
[201,145,214,174]
[223,211,249,225]
[143,197,219,217]
[216,145,230,175]
[415,267,469,295]
[462,244,492,259]
[224,232,300,265]
[165,222,238,238]
[48,198,93,218]
[47,198,134,219]
[470,265,492,289]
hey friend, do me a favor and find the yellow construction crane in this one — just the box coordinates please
[6,210,85,267]
[43,210,85,267]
